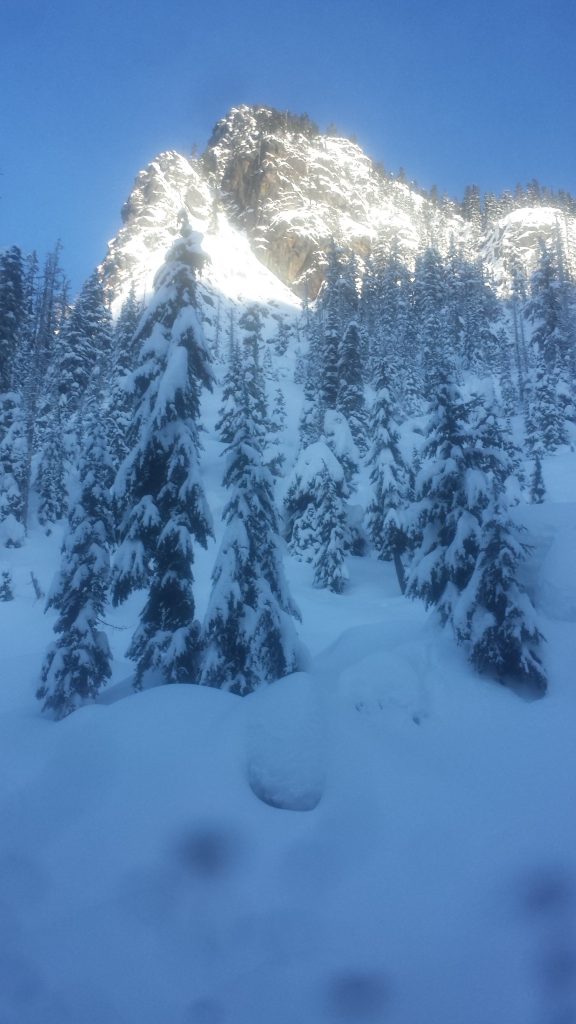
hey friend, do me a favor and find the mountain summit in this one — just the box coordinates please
[103,104,576,309]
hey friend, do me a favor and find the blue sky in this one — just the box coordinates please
[1,0,575,292]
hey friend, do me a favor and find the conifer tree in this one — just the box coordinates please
[56,270,113,430]
[265,386,287,477]
[312,462,349,593]
[112,223,213,688]
[319,265,343,411]
[37,417,114,718]
[337,319,366,451]
[453,503,547,693]
[0,247,28,546]
[412,247,449,395]
[365,365,408,590]
[0,246,24,392]
[25,244,70,515]
[0,392,28,546]
[324,409,359,487]
[216,329,243,445]
[105,287,143,468]
[0,569,14,601]
[524,242,572,452]
[298,312,324,449]
[406,366,546,692]
[405,367,480,618]
[201,372,301,693]
[36,406,66,530]
[530,456,546,504]
[239,304,268,444]
[284,439,348,564]
[525,350,567,455]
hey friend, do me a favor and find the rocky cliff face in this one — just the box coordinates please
[102,103,576,309]
[202,105,440,297]
[103,151,210,304]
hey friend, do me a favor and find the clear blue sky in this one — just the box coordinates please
[1,0,575,292]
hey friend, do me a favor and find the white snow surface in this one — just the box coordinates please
[3,417,576,1022]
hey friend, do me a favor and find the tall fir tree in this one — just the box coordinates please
[529,455,546,504]
[56,270,113,434]
[104,287,143,469]
[201,367,301,693]
[365,363,408,591]
[0,247,28,546]
[406,366,545,691]
[524,242,572,452]
[112,222,213,688]
[337,318,366,452]
[312,461,349,593]
[453,502,547,693]
[37,414,115,718]
[412,246,449,396]
[284,439,348,565]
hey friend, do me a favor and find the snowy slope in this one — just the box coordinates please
[2,401,576,1023]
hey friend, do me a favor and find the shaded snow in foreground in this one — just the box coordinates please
[1,449,576,1023]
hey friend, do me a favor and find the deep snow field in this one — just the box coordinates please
[2,414,576,1023]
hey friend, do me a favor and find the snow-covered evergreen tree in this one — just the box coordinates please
[405,368,481,617]
[412,247,449,395]
[36,406,66,531]
[284,439,348,565]
[56,270,113,430]
[216,328,243,446]
[529,455,546,504]
[37,416,115,718]
[365,366,408,590]
[453,503,547,693]
[105,287,143,468]
[0,246,24,393]
[337,319,366,451]
[524,242,572,452]
[0,247,28,546]
[524,348,567,455]
[201,373,301,694]
[0,392,28,547]
[406,364,545,691]
[265,386,287,477]
[323,409,359,487]
[312,461,349,593]
[0,569,14,601]
[112,222,213,688]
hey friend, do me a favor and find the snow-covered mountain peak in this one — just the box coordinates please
[104,150,211,308]
[101,103,576,314]
[484,205,576,292]
[202,104,448,297]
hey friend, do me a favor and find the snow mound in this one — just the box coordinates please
[340,650,428,724]
[536,516,576,623]
[246,672,327,811]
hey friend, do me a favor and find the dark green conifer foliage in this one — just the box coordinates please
[112,224,213,688]
[37,416,115,718]
[0,247,28,546]
[455,505,547,693]
[312,463,349,594]
[366,364,408,590]
[56,270,113,427]
[105,287,143,469]
[202,353,301,693]
[0,570,14,601]
[530,456,546,504]
[337,319,366,451]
